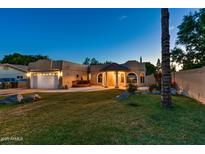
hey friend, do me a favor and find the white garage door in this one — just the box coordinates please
[30,73,59,89]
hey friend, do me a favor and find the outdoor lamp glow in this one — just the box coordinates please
[58,71,63,77]
[26,72,31,77]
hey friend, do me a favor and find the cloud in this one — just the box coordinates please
[169,26,175,31]
[118,15,128,20]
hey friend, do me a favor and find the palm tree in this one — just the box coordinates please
[161,8,172,107]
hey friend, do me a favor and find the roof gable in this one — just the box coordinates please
[100,63,130,72]
[0,64,28,72]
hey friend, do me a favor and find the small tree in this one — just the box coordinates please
[127,83,137,94]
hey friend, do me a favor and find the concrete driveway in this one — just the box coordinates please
[0,86,117,96]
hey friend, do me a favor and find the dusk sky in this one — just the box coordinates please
[0,8,197,65]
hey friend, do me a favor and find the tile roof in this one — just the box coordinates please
[100,63,130,72]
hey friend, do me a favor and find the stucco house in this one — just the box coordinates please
[27,59,146,89]
[89,61,146,88]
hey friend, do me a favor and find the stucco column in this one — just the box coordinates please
[124,72,127,87]
[102,72,104,86]
[104,71,108,88]
[115,71,119,88]
[27,77,31,89]
[59,76,63,89]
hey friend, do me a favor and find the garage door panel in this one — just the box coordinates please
[30,73,59,89]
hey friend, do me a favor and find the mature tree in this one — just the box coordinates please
[83,57,113,65]
[104,61,113,64]
[83,57,91,65]
[161,8,172,107]
[0,53,49,65]
[171,9,205,70]
[145,62,156,75]
[90,58,100,65]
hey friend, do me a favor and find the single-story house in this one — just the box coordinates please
[27,59,146,89]
[0,64,28,88]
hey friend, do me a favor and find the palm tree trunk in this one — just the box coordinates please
[161,8,172,107]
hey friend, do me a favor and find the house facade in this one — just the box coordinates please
[89,61,146,88]
[0,64,28,88]
[27,59,146,89]
[28,60,88,89]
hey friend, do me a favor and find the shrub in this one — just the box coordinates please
[127,83,137,94]
[64,85,69,89]
[149,84,161,92]
[72,80,90,87]
[127,101,138,107]
[171,82,178,89]
[76,80,90,84]
[154,71,162,87]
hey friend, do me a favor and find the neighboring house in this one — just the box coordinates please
[0,64,28,88]
[27,59,146,89]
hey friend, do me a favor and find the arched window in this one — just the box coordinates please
[76,74,79,79]
[97,73,103,83]
[120,73,124,83]
[127,73,137,83]
[140,73,145,83]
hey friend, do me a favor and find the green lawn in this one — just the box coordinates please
[1,90,205,145]
[0,95,5,100]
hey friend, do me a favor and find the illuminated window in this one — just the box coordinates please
[97,73,103,83]
[88,73,91,80]
[127,73,137,83]
[120,73,124,83]
[140,73,145,83]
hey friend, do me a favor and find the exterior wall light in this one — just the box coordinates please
[26,72,31,77]
[58,71,63,77]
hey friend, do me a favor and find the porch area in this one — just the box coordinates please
[96,63,138,89]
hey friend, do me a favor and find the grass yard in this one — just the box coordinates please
[1,90,205,145]
[0,95,5,100]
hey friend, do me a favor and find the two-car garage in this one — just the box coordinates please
[30,72,59,89]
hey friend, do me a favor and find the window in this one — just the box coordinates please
[17,76,23,79]
[120,73,124,83]
[3,66,9,70]
[140,73,145,83]
[127,73,137,83]
[97,73,103,83]
[88,73,91,80]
